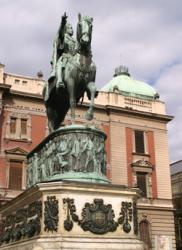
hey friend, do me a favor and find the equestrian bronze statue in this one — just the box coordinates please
[43,13,97,132]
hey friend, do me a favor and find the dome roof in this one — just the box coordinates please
[101,66,159,100]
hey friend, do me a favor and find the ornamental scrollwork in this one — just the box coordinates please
[44,196,59,232]
[132,160,153,168]
[28,200,42,218]
[63,198,118,234]
[0,200,42,245]
[118,201,132,233]
[63,198,79,231]
[133,202,138,235]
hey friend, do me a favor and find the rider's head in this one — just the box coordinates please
[65,23,73,36]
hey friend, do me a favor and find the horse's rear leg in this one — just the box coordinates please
[85,82,97,121]
[46,106,56,132]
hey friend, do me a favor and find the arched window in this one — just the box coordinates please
[139,219,152,250]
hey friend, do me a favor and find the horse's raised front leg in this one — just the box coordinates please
[85,81,97,121]
[67,78,76,124]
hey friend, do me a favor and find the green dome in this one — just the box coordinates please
[101,66,159,100]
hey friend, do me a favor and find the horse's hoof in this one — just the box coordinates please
[85,111,93,121]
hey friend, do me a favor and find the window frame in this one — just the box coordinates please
[6,113,31,141]
[20,118,28,138]
[10,117,17,134]
[8,160,23,190]
[133,130,148,155]
[136,171,147,197]
[5,150,27,190]
[133,170,152,198]
[14,79,20,84]
[132,159,153,198]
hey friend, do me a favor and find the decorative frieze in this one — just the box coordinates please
[27,126,108,187]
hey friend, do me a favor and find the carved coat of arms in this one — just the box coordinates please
[80,199,117,234]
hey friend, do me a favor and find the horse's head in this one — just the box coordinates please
[77,14,93,52]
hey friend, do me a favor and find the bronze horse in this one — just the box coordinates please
[43,15,97,132]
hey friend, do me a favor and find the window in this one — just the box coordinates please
[139,220,152,249]
[10,117,17,134]
[22,80,27,85]
[134,130,145,154]
[14,79,20,84]
[132,161,153,198]
[136,172,147,197]
[21,119,27,136]
[7,114,31,141]
[9,161,23,190]
[174,197,182,209]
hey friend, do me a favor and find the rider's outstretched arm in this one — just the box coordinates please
[58,12,67,45]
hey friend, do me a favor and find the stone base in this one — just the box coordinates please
[0,236,144,250]
[0,181,144,250]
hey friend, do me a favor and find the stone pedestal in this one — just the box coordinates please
[0,181,144,250]
[0,125,144,249]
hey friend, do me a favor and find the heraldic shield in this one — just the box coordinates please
[80,199,118,234]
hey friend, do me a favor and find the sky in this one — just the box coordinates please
[0,0,182,163]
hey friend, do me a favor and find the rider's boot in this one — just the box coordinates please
[56,66,65,89]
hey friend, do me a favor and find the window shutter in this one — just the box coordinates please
[135,130,145,154]
[9,161,23,190]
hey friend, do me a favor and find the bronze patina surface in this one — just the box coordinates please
[43,13,97,131]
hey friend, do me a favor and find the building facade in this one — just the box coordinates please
[0,63,176,249]
[0,63,47,204]
[171,160,182,250]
